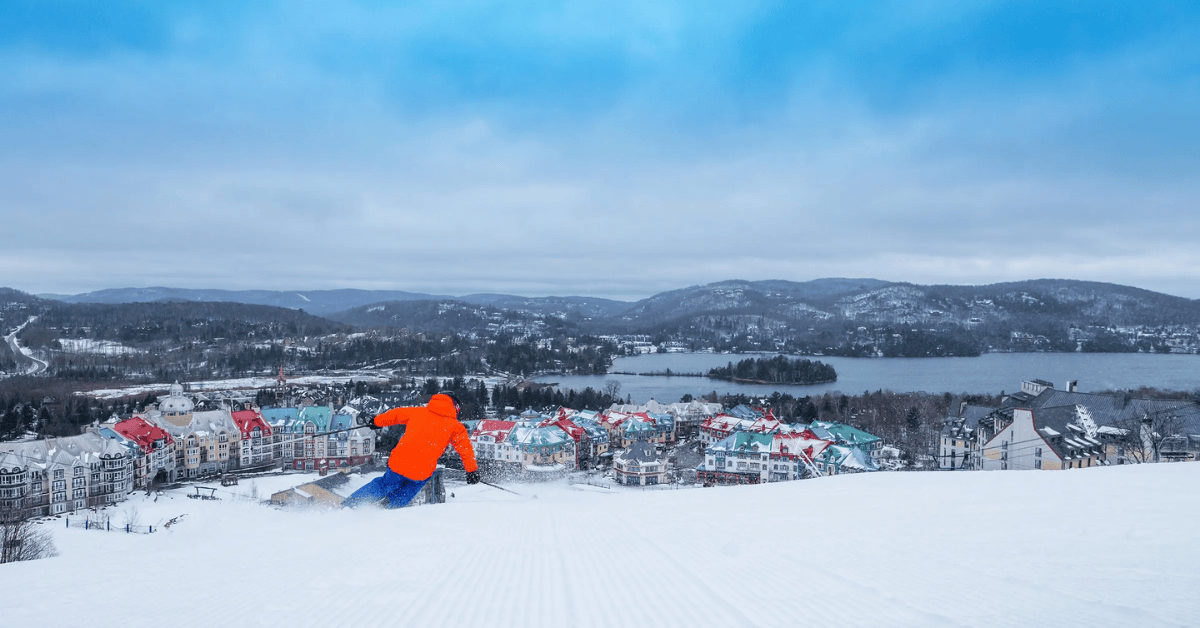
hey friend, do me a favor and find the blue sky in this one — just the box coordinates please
[2,1,1198,300]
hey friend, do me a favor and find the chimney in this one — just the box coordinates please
[1065,380,1079,393]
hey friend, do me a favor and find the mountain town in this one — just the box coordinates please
[4,363,1197,525]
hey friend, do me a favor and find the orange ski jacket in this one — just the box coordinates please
[375,393,478,481]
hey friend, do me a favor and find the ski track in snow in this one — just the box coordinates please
[4,465,1200,628]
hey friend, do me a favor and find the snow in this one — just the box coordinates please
[82,372,393,400]
[56,338,142,355]
[4,464,1200,626]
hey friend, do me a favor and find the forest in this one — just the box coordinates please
[707,356,837,385]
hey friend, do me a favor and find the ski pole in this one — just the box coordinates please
[479,480,523,496]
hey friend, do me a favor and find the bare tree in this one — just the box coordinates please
[0,515,58,564]
[122,504,141,530]
[603,380,622,402]
[1112,406,1185,463]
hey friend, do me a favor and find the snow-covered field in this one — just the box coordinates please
[4,464,1199,627]
[83,372,397,400]
[56,338,142,355]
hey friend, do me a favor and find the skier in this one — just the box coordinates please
[343,391,479,508]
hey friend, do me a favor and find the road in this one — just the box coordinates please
[3,315,48,375]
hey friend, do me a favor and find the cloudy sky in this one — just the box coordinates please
[2,2,1198,301]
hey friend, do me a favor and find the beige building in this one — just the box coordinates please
[980,407,1102,471]
[140,383,240,478]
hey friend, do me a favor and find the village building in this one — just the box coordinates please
[323,411,375,469]
[232,406,274,469]
[0,432,134,518]
[815,445,878,475]
[260,404,374,471]
[608,399,722,439]
[140,382,239,478]
[698,432,774,485]
[261,406,303,464]
[571,416,611,468]
[980,406,1103,470]
[471,419,521,472]
[808,421,884,461]
[613,440,669,485]
[111,416,177,487]
[509,424,574,472]
[973,380,1200,467]
[698,414,756,447]
[769,431,829,481]
[939,417,977,470]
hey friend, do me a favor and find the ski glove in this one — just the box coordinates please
[466,471,480,485]
[363,415,382,430]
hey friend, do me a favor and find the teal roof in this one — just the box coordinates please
[329,412,356,432]
[647,412,675,431]
[622,417,657,437]
[510,425,571,449]
[711,431,773,453]
[299,406,333,431]
[810,421,881,447]
[574,418,608,442]
[261,407,300,423]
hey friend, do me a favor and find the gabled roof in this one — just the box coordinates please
[748,415,782,434]
[614,440,664,465]
[772,432,831,461]
[809,421,880,447]
[298,405,332,430]
[539,417,587,442]
[819,445,877,471]
[0,432,130,471]
[710,431,773,454]
[475,420,517,443]
[509,425,570,448]
[328,412,356,432]
[572,418,609,442]
[232,409,272,437]
[726,405,762,420]
[1027,405,1103,459]
[114,417,175,451]
[958,405,997,423]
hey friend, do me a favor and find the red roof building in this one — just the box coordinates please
[474,420,517,443]
[232,409,274,468]
[113,417,176,487]
[113,417,174,452]
[232,409,273,439]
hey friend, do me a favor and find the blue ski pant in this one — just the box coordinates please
[343,468,428,509]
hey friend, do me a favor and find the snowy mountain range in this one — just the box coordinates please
[23,279,1200,349]
[39,278,1200,326]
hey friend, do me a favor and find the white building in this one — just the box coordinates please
[613,440,669,486]
[0,432,134,518]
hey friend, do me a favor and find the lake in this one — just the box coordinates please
[533,352,1200,402]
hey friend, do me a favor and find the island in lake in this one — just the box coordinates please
[707,356,837,386]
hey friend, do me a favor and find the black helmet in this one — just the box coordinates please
[441,391,462,412]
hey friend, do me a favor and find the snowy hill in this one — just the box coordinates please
[5,464,1199,627]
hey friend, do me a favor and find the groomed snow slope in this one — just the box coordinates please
[5,464,1199,628]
